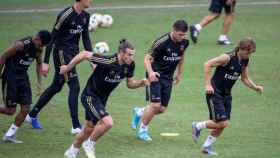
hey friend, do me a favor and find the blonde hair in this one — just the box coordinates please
[234,37,256,53]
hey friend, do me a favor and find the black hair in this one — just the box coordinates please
[173,20,188,32]
[75,0,81,2]
[118,38,134,53]
[37,30,51,45]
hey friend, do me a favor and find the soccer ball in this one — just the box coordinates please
[100,14,114,28]
[88,13,103,31]
[93,42,110,54]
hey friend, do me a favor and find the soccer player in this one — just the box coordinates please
[131,20,189,141]
[0,30,51,143]
[192,38,263,155]
[190,0,236,45]
[26,0,93,134]
[61,39,148,158]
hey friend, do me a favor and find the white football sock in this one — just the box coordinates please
[5,123,18,137]
[202,135,217,147]
[139,122,148,132]
[25,114,31,123]
[195,24,202,31]
[69,144,80,154]
[219,34,228,41]
[88,138,96,146]
[196,121,207,130]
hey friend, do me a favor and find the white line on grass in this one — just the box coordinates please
[0,1,280,14]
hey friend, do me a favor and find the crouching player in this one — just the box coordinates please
[61,39,149,158]
[0,30,51,143]
[192,38,263,155]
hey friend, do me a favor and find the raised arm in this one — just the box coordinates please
[60,51,92,74]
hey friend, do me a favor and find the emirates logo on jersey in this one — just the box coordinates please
[70,25,83,34]
[163,53,181,61]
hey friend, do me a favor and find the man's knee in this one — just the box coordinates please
[211,13,221,19]
[158,106,166,114]
[20,105,30,114]
[150,102,162,113]
[217,121,229,129]
[102,116,113,129]
[84,121,94,135]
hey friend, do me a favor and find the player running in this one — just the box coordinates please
[190,0,236,45]
[192,38,263,155]
[62,39,149,158]
[131,20,189,141]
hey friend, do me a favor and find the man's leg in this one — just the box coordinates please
[137,103,164,141]
[27,73,64,128]
[190,0,222,43]
[218,13,234,45]
[80,116,113,158]
[89,116,113,141]
[201,121,228,156]
[3,105,30,144]
[65,120,95,158]
[67,76,81,133]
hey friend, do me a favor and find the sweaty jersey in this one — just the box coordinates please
[148,33,189,80]
[84,53,135,96]
[211,51,249,95]
[5,36,41,75]
[44,6,92,63]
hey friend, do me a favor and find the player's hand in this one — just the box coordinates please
[141,78,150,87]
[60,65,68,74]
[173,74,183,85]
[148,71,160,82]
[205,84,214,94]
[41,63,49,76]
[255,85,263,94]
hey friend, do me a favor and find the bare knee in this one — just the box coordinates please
[150,103,162,114]
[102,116,113,129]
[20,105,29,115]
[84,121,94,135]
[158,106,166,114]
[212,13,221,19]
[217,121,229,129]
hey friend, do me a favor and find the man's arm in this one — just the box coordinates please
[204,54,230,94]
[82,15,93,51]
[60,51,92,74]
[127,77,149,89]
[43,8,72,74]
[36,51,43,95]
[0,41,24,74]
[241,66,263,94]
[144,54,160,82]
[173,54,185,85]
[0,41,24,64]
[43,29,58,64]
